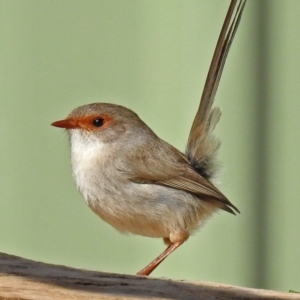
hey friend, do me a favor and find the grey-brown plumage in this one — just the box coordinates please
[52,0,247,276]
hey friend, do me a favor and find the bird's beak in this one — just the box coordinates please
[51,119,78,129]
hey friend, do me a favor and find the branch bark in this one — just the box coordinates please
[0,252,299,300]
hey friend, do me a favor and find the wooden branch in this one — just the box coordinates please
[0,252,299,300]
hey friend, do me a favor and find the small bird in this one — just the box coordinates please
[52,0,246,276]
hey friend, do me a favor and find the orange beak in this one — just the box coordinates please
[51,119,78,129]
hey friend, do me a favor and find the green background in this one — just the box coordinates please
[1,0,299,292]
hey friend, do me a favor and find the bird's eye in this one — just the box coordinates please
[92,118,104,127]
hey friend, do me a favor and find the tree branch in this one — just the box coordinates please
[0,252,299,300]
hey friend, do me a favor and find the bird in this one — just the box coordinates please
[51,0,246,276]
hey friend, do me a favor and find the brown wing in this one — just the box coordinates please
[157,167,239,214]
[119,138,239,215]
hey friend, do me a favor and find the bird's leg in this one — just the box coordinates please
[136,241,184,276]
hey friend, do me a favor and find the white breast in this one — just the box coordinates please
[69,130,109,203]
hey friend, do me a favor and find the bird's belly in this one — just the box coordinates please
[90,201,170,238]
[81,180,217,238]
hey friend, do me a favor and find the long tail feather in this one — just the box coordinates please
[186,0,246,180]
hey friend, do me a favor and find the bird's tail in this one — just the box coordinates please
[186,0,246,180]
[186,106,222,180]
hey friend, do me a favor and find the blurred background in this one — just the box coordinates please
[1,0,299,292]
